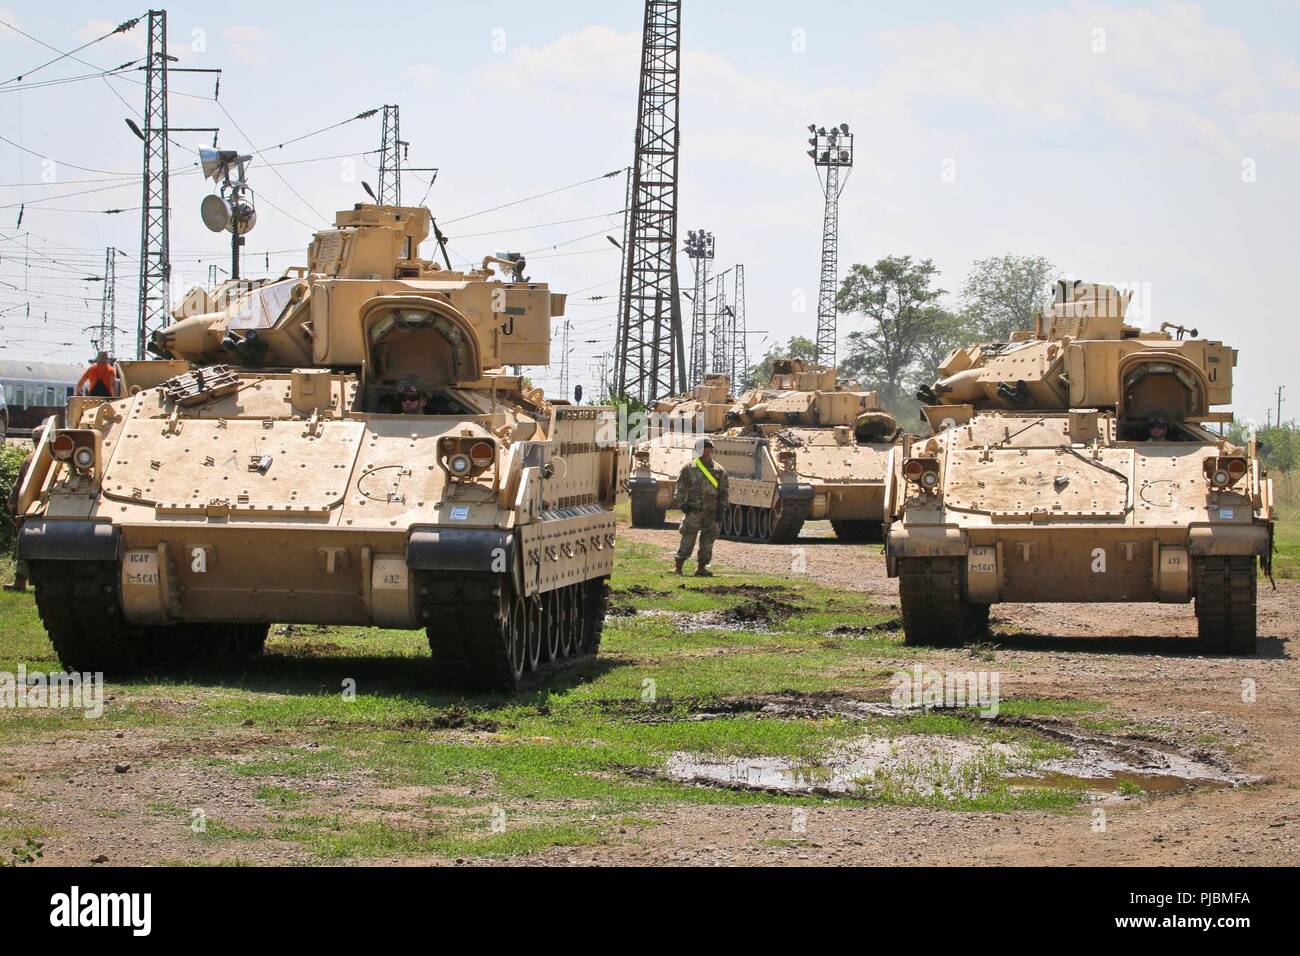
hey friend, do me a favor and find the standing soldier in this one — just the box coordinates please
[672,438,728,577]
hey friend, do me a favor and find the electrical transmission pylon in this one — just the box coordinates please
[133,9,220,358]
[135,10,170,359]
[684,229,713,388]
[731,264,747,384]
[806,122,854,366]
[616,0,685,403]
[97,247,117,357]
[711,268,730,376]
[374,105,437,209]
[378,105,404,206]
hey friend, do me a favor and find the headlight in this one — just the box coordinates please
[439,435,496,480]
[902,457,940,490]
[49,429,97,472]
[50,432,76,461]
[447,453,472,477]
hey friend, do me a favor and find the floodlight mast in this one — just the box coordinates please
[199,147,257,280]
[683,229,714,388]
[807,122,853,366]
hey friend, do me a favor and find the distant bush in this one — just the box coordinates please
[1,443,31,553]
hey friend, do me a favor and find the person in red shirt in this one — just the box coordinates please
[76,351,117,398]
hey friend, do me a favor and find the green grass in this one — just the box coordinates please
[1273,482,1299,579]
[0,533,1111,863]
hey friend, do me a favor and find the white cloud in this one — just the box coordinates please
[223,24,271,65]
[479,25,638,97]
[406,64,437,89]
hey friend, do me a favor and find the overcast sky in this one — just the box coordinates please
[1,1,1297,425]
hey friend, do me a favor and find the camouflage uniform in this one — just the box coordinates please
[672,457,729,568]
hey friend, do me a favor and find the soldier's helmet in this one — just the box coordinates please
[1147,411,1169,426]
[696,437,715,455]
[397,377,427,399]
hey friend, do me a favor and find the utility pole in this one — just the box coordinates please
[684,229,713,388]
[616,0,684,403]
[612,166,633,394]
[1276,385,1285,431]
[97,247,116,358]
[806,122,854,367]
[558,319,572,401]
[132,9,220,358]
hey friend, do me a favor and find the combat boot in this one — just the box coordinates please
[694,564,713,577]
[674,557,685,576]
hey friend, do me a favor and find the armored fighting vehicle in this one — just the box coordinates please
[885,280,1273,654]
[14,204,625,691]
[628,359,900,542]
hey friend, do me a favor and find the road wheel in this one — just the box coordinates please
[898,557,972,647]
[1195,556,1257,655]
[541,589,561,662]
[557,585,576,658]
[524,595,543,671]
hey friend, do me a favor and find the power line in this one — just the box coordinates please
[214,100,329,225]
[0,14,142,87]
[441,169,626,226]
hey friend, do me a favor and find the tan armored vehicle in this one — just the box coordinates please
[629,359,900,542]
[14,204,625,691]
[885,280,1273,654]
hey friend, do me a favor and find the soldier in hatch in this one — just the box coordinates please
[671,438,729,577]
[1145,411,1170,441]
[396,378,429,414]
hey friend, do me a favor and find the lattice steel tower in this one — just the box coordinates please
[731,264,747,384]
[711,268,730,376]
[807,123,854,366]
[378,105,403,206]
[133,9,219,357]
[135,10,170,359]
[683,229,713,388]
[616,0,685,402]
[97,247,117,357]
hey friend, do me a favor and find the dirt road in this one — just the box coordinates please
[541,523,1299,866]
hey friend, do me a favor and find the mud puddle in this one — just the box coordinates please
[667,735,1018,798]
[662,694,1253,799]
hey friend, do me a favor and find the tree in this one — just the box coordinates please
[836,256,946,412]
[960,254,1055,343]
[742,335,817,389]
[911,306,976,391]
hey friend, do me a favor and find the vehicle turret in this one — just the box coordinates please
[918,280,1235,440]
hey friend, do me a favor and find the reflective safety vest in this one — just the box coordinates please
[694,457,718,488]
